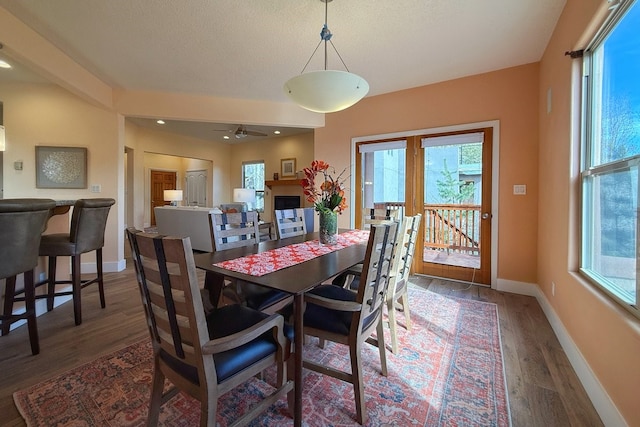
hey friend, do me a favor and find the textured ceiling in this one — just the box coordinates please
[0,0,566,142]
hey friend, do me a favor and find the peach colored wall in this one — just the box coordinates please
[0,81,121,268]
[230,132,314,222]
[538,0,640,425]
[316,64,540,284]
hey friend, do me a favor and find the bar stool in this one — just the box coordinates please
[39,198,115,326]
[0,198,56,355]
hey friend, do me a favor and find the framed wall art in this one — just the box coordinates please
[281,158,296,178]
[36,146,87,189]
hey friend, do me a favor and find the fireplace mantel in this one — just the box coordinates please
[265,179,301,189]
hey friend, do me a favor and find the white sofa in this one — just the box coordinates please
[154,206,221,252]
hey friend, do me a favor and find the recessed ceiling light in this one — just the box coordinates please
[223,135,230,140]
[0,60,12,69]
[274,130,281,135]
[156,119,165,125]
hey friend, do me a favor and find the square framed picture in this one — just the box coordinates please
[36,146,87,189]
[281,158,296,178]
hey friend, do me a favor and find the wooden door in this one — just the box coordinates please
[417,128,492,284]
[150,170,176,226]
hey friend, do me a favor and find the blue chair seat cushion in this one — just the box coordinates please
[160,304,288,385]
[304,285,355,335]
[245,289,291,312]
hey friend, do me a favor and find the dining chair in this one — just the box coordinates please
[302,221,398,425]
[332,215,422,354]
[126,229,293,426]
[211,211,259,251]
[37,198,115,325]
[211,212,291,314]
[274,208,307,239]
[0,198,57,355]
[331,206,401,288]
[385,214,421,354]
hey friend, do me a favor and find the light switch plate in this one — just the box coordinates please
[513,184,526,195]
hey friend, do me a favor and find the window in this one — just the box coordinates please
[242,161,265,211]
[581,0,640,317]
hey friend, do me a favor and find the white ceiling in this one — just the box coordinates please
[0,0,566,142]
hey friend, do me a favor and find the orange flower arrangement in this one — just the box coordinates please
[301,160,348,214]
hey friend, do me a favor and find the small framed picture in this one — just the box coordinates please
[36,146,87,189]
[281,158,296,178]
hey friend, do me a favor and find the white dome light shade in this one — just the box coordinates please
[284,70,369,113]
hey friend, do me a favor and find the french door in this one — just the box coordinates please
[354,127,493,285]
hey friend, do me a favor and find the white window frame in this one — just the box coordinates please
[580,0,639,318]
[242,160,265,212]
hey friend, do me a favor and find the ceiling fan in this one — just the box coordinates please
[212,125,268,139]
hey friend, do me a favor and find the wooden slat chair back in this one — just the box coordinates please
[362,207,400,230]
[274,208,308,239]
[126,229,293,426]
[386,214,422,354]
[302,222,398,425]
[211,211,259,251]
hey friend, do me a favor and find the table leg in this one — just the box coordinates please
[293,293,303,427]
[203,271,225,308]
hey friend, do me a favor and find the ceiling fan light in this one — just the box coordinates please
[284,70,369,113]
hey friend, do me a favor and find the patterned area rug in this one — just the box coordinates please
[14,288,510,426]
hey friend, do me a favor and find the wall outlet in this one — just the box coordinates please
[552,281,556,296]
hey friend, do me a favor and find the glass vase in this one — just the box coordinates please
[318,210,338,245]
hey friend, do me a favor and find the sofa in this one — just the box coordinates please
[154,206,222,252]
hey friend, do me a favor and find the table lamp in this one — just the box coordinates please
[233,188,256,211]
[163,189,183,207]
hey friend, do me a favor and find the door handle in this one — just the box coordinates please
[481,212,491,220]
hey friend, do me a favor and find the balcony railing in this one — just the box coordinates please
[373,202,481,255]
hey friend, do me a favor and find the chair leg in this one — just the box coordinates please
[387,297,399,354]
[1,276,17,336]
[24,270,40,355]
[376,318,388,376]
[96,249,106,308]
[72,254,83,325]
[146,358,165,427]
[201,389,217,427]
[400,289,411,330]
[286,355,295,416]
[350,342,367,425]
[47,256,58,311]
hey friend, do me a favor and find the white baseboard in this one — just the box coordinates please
[80,259,127,274]
[496,278,627,427]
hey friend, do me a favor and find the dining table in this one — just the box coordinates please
[193,229,369,427]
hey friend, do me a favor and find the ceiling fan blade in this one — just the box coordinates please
[245,130,267,137]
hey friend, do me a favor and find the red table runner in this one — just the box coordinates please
[213,229,370,277]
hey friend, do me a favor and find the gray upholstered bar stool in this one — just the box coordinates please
[39,198,115,326]
[0,198,56,355]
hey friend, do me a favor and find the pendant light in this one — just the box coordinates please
[283,0,369,113]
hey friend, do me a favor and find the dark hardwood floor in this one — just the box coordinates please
[0,261,602,426]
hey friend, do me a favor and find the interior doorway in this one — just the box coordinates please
[150,170,176,226]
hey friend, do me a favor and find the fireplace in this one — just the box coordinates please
[274,196,301,210]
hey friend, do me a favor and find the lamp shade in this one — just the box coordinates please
[284,70,369,113]
[233,188,256,203]
[163,190,183,202]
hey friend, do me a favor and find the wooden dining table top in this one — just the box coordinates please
[193,230,368,295]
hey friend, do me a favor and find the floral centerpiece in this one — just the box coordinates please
[301,160,347,244]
